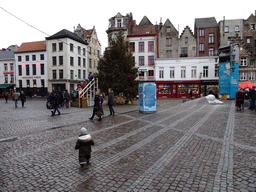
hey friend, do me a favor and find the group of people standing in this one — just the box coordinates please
[235,86,256,111]
[4,90,26,107]
[47,90,70,116]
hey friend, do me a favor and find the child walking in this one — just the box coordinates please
[75,127,94,167]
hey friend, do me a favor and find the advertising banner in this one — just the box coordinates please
[139,83,156,113]
[219,62,239,99]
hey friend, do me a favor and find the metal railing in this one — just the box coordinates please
[78,78,98,108]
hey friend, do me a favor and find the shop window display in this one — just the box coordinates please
[158,84,171,94]
[178,84,188,94]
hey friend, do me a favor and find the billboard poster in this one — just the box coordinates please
[219,62,239,99]
[138,84,143,111]
[219,62,230,98]
[139,83,156,113]
[230,63,239,98]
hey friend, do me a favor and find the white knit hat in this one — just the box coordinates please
[80,127,87,135]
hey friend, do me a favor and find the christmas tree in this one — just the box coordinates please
[97,30,138,97]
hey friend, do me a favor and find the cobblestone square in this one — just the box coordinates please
[0,97,256,191]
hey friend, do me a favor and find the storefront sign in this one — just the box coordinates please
[3,72,14,75]
[22,76,41,79]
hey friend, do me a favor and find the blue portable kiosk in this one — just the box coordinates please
[139,83,157,113]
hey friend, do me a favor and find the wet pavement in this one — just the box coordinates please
[0,97,256,192]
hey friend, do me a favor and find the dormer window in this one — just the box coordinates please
[117,19,122,28]
[167,27,171,33]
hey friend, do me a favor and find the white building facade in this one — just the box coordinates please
[46,29,88,92]
[0,53,15,85]
[74,25,101,76]
[155,56,219,98]
[128,34,157,82]
[15,41,48,96]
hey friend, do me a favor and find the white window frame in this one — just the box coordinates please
[240,72,247,80]
[235,25,239,32]
[191,66,197,78]
[199,29,204,37]
[248,72,255,80]
[215,64,219,77]
[159,68,164,79]
[209,33,214,43]
[203,66,208,78]
[170,68,175,78]
[199,44,204,52]
[240,57,247,66]
[209,48,214,56]
[224,26,229,33]
[181,67,186,78]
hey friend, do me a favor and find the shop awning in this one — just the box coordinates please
[0,84,14,88]
[139,69,148,71]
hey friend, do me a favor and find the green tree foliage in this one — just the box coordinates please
[97,30,138,97]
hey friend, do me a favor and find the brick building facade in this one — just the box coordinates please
[194,17,219,57]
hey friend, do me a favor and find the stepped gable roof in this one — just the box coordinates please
[180,26,194,38]
[195,17,218,28]
[83,28,93,36]
[46,29,88,45]
[0,51,15,59]
[15,41,46,53]
[139,16,153,26]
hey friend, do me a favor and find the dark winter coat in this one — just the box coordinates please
[49,95,58,107]
[108,92,114,105]
[64,92,69,101]
[94,95,102,110]
[19,93,26,101]
[75,134,94,163]
[249,89,256,100]
[236,91,245,107]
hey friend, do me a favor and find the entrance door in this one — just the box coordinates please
[172,84,177,98]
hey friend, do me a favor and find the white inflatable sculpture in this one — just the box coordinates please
[205,94,224,105]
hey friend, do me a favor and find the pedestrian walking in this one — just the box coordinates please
[19,91,26,107]
[108,88,115,116]
[12,90,20,107]
[64,90,70,108]
[249,86,256,111]
[89,89,103,121]
[49,92,61,116]
[75,127,94,167]
[189,90,193,100]
[4,92,8,103]
[235,88,245,111]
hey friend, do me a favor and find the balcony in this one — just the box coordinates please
[138,76,155,81]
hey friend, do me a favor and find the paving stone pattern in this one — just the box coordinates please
[0,97,256,191]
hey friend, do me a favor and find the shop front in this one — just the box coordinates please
[200,80,219,98]
[156,81,201,98]
[0,84,15,97]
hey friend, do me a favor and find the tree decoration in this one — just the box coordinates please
[97,30,138,98]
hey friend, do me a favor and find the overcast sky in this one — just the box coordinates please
[1,0,255,54]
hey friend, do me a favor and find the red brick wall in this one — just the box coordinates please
[196,27,219,57]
